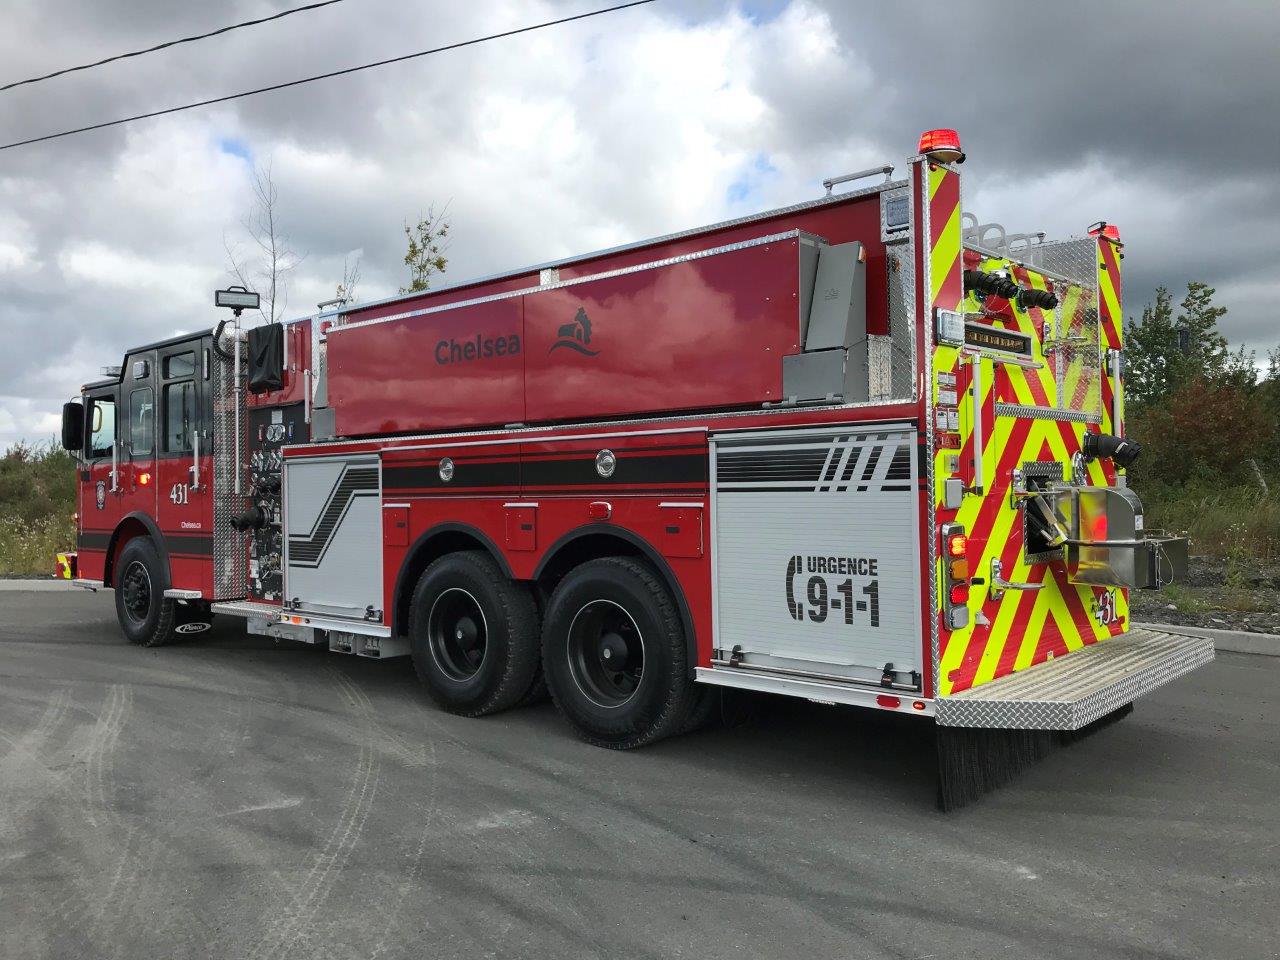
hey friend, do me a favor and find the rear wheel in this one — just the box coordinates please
[542,557,694,749]
[114,537,177,647]
[408,551,540,717]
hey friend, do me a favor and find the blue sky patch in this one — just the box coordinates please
[218,137,252,163]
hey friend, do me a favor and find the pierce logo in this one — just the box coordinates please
[175,622,211,634]
[549,307,598,356]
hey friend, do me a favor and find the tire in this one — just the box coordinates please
[114,537,177,647]
[408,551,540,717]
[542,556,694,750]
[516,666,550,708]
[676,685,721,735]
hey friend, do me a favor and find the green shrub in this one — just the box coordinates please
[0,440,77,576]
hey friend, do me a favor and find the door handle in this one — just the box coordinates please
[989,557,1044,601]
[189,432,202,491]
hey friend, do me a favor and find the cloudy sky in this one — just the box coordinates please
[1,0,1277,447]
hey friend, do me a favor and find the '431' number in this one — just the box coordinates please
[169,482,189,505]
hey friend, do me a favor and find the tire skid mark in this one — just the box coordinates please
[367,690,440,960]
[71,684,136,950]
[246,667,382,960]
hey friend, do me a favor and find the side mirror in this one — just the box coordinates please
[61,401,84,452]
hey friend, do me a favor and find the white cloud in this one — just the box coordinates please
[0,0,1275,449]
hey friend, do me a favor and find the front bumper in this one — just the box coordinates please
[935,628,1214,730]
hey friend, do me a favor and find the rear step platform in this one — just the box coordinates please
[935,628,1214,730]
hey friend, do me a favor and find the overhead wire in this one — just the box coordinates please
[0,1,656,152]
[0,0,349,93]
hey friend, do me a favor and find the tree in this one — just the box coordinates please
[401,204,451,293]
[1123,286,1177,410]
[335,252,362,305]
[1123,281,1232,412]
[1174,281,1230,385]
[224,161,301,324]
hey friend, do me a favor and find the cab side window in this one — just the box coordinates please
[164,382,195,452]
[130,388,154,458]
[89,397,116,458]
[163,351,196,453]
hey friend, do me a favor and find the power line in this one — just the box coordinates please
[1,0,349,94]
[0,1,654,152]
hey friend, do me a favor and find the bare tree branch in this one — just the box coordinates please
[337,253,362,304]
[225,159,299,324]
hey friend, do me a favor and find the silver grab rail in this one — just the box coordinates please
[190,431,201,491]
[233,326,242,496]
[969,355,984,494]
[823,165,894,196]
[1110,348,1123,437]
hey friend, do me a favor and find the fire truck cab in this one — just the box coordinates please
[59,130,1213,805]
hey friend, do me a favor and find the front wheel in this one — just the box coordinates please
[542,557,694,750]
[114,537,177,647]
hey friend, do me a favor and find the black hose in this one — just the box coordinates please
[212,318,235,360]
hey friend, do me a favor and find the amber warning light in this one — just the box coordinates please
[919,128,965,165]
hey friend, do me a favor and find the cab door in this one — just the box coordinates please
[154,339,213,595]
[121,351,159,528]
[79,388,122,581]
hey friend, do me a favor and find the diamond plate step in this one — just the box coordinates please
[935,628,1214,730]
[210,599,282,620]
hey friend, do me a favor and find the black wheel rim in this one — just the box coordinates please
[428,588,488,682]
[566,600,645,709]
[121,560,152,625]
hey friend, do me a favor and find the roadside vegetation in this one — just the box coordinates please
[0,441,77,576]
[1123,282,1280,561]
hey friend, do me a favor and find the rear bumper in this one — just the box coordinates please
[935,628,1214,730]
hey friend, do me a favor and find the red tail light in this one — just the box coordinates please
[947,533,967,557]
[949,584,969,605]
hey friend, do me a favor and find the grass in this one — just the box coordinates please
[1139,481,1280,561]
[0,441,78,576]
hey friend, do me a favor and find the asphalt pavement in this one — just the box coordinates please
[0,588,1276,960]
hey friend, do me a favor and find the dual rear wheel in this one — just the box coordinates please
[408,552,700,748]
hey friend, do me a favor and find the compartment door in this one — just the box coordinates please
[284,455,383,622]
[711,425,922,686]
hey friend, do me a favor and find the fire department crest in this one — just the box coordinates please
[549,307,599,356]
[95,480,106,510]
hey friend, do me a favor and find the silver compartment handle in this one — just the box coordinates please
[990,557,1045,600]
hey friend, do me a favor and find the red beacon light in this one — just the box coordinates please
[1088,221,1122,242]
[918,128,965,165]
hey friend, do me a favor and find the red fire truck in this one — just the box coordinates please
[58,130,1212,806]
